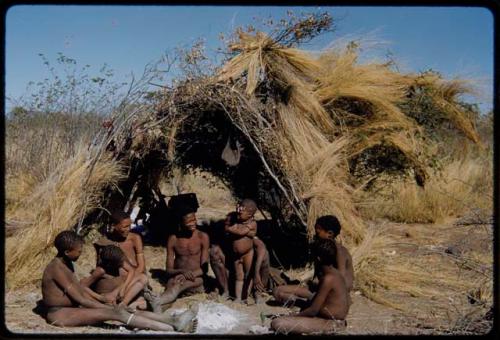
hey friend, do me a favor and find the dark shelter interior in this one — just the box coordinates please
[81,104,311,269]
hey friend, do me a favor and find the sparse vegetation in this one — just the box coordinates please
[5,11,493,334]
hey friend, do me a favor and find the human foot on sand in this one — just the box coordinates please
[170,305,199,333]
[143,289,163,313]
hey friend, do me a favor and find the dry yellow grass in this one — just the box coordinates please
[5,145,125,289]
[5,22,489,319]
[351,222,492,314]
[217,32,480,244]
[356,153,493,223]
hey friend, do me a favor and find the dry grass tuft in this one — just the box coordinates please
[351,222,492,314]
[5,145,125,289]
[356,153,492,223]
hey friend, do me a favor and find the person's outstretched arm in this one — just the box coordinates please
[54,266,112,309]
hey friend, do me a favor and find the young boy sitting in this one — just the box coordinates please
[81,245,147,310]
[271,238,349,334]
[150,205,209,312]
[273,215,354,306]
[41,230,197,332]
[314,215,354,292]
[225,199,258,303]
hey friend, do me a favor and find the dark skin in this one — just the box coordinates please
[41,242,181,331]
[209,216,270,300]
[152,212,209,312]
[274,224,354,308]
[95,217,146,274]
[209,243,230,297]
[91,217,149,306]
[314,224,354,292]
[225,203,257,302]
[82,257,148,309]
[271,264,349,334]
[252,237,270,293]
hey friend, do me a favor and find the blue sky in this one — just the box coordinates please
[5,5,494,113]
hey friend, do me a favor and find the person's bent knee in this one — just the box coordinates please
[210,251,224,266]
[138,273,148,285]
[271,318,283,332]
[209,246,222,257]
[272,286,283,299]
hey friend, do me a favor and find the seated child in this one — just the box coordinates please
[314,215,354,292]
[225,199,258,303]
[81,245,147,310]
[273,215,354,307]
[41,230,197,332]
[149,205,209,312]
[271,238,349,334]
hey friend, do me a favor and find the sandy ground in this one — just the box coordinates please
[4,213,493,335]
[4,283,420,335]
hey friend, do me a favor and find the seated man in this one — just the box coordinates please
[273,215,354,306]
[41,230,197,332]
[81,245,147,310]
[271,238,349,334]
[225,199,258,303]
[150,205,209,312]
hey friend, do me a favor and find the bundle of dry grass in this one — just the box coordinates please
[352,221,492,319]
[210,22,486,313]
[5,145,125,288]
[356,153,493,223]
[214,25,480,243]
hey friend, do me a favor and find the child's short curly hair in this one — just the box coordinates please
[315,215,341,237]
[54,230,83,254]
[312,238,337,267]
[98,245,125,271]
